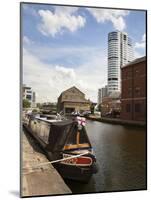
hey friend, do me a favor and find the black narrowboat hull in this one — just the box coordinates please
[54,162,97,182]
[23,117,98,183]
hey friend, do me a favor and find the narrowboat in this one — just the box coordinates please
[23,114,98,182]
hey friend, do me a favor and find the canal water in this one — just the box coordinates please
[65,120,146,193]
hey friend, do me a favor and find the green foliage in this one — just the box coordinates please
[98,104,102,112]
[32,109,38,113]
[36,103,41,108]
[90,104,95,114]
[23,99,31,108]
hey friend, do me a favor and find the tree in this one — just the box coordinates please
[90,103,95,114]
[23,99,31,108]
[98,104,102,112]
[32,109,38,113]
[36,103,41,108]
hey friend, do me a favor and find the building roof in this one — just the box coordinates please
[109,31,127,35]
[58,86,85,99]
[123,56,146,68]
[62,86,84,95]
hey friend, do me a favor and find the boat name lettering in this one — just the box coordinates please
[62,154,77,165]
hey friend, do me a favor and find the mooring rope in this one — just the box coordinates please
[22,151,89,173]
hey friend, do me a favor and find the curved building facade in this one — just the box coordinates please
[108,31,134,94]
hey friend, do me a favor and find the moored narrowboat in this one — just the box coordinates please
[23,114,98,182]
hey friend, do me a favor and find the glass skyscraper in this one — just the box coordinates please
[108,31,134,94]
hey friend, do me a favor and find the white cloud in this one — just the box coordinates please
[142,33,146,42]
[135,33,146,49]
[54,6,78,15]
[37,7,86,37]
[134,51,144,59]
[23,48,56,102]
[135,42,145,49]
[87,8,129,31]
[134,33,146,58]
[23,36,31,45]
[55,66,76,80]
[75,52,107,101]
[23,47,107,103]
[22,4,37,16]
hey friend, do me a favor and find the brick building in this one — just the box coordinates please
[101,92,121,117]
[57,86,91,114]
[121,56,146,121]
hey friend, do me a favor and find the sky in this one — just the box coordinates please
[22,3,146,103]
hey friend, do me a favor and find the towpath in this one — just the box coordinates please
[21,130,72,197]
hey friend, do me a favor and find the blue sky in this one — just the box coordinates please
[22,3,146,102]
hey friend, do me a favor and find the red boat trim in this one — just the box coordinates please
[61,153,93,166]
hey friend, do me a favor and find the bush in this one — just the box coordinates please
[32,109,38,113]
[23,99,31,108]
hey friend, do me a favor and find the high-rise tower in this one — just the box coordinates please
[98,85,108,105]
[108,31,134,94]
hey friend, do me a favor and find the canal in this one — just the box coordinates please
[65,120,146,193]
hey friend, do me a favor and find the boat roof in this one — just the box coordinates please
[31,115,91,151]
[35,116,74,126]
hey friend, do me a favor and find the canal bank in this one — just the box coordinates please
[86,115,146,127]
[21,130,71,197]
[21,119,146,195]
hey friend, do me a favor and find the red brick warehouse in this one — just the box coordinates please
[121,56,146,121]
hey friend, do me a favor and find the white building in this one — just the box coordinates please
[23,85,36,107]
[108,31,134,94]
[98,85,108,104]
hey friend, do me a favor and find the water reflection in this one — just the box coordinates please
[65,120,146,193]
